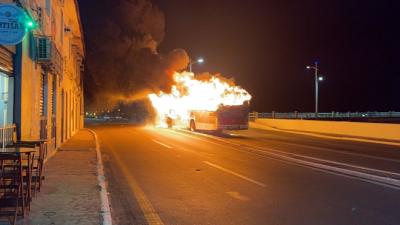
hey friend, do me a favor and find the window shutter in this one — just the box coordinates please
[0,46,14,74]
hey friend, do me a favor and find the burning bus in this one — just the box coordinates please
[188,101,250,132]
[149,71,252,132]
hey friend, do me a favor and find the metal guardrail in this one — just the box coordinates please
[249,111,400,120]
[0,124,16,150]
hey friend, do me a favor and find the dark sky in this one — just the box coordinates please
[79,0,400,112]
[152,0,400,112]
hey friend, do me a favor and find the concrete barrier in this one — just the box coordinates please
[253,119,400,142]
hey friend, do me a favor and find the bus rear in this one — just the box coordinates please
[189,102,249,131]
[216,103,249,130]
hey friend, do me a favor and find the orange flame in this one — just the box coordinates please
[148,71,252,127]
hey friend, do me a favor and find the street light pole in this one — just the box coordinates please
[314,62,319,117]
[306,61,320,117]
[189,57,204,73]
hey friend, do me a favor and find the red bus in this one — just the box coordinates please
[188,102,249,132]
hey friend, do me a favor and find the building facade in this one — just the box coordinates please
[0,0,84,154]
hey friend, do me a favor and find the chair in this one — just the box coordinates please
[6,143,42,197]
[9,141,47,194]
[31,143,46,194]
[0,153,26,225]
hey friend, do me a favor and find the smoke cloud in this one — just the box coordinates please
[82,0,189,111]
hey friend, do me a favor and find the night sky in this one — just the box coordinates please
[80,0,400,112]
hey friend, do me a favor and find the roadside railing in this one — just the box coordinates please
[0,124,16,149]
[249,111,400,120]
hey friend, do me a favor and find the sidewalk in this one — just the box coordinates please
[19,130,101,225]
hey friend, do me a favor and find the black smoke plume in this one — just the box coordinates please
[80,0,189,112]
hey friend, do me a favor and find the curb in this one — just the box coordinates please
[86,128,113,225]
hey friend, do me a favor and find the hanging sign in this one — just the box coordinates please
[0,4,26,45]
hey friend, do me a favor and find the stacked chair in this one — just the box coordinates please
[0,153,26,225]
[0,137,47,224]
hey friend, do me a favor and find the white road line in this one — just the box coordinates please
[187,129,275,148]
[169,129,400,189]
[203,161,267,188]
[226,191,250,201]
[86,129,113,225]
[281,142,400,164]
[174,128,400,177]
[152,139,173,149]
[241,146,400,189]
[166,129,230,148]
[177,128,400,164]
[252,146,400,177]
[266,149,400,189]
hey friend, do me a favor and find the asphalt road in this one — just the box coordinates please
[90,124,400,225]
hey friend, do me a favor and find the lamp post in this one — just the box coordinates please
[189,57,204,73]
[306,61,323,117]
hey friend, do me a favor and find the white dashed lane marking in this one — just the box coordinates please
[152,139,173,149]
[204,161,267,188]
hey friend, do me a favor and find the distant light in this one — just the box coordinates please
[306,66,311,69]
[318,76,324,81]
[197,58,204,63]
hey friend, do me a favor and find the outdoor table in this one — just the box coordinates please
[0,152,25,223]
[0,147,36,219]
[0,148,36,208]
[16,139,48,146]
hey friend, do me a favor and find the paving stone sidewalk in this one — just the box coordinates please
[19,129,101,225]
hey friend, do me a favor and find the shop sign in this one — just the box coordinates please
[0,4,26,45]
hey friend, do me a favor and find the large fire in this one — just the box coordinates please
[148,71,252,127]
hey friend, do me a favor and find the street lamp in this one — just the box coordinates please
[306,61,323,117]
[189,57,204,73]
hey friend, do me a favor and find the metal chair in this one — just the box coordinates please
[9,141,47,194]
[0,153,26,225]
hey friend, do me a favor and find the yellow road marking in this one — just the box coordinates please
[106,142,164,225]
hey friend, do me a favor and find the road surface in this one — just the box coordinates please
[89,124,400,225]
